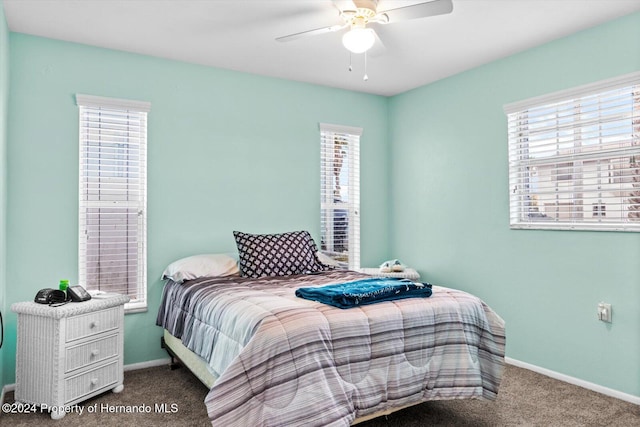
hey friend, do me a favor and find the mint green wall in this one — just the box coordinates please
[389,12,640,397]
[4,34,389,383]
[0,1,9,391]
[4,9,639,401]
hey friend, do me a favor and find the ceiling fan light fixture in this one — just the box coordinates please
[342,27,375,54]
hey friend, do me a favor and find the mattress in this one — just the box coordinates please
[157,270,506,426]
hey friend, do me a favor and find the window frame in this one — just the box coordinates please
[76,94,150,313]
[504,72,640,232]
[319,123,361,270]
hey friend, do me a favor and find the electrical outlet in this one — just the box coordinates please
[597,302,612,323]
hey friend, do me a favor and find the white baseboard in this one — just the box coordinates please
[1,358,172,403]
[5,356,636,406]
[506,357,640,405]
[123,357,171,372]
[1,382,15,404]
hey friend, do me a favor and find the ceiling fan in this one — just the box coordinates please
[276,0,454,55]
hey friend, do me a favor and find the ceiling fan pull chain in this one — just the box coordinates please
[349,52,353,72]
[363,51,369,81]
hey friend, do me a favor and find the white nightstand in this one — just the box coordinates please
[11,294,129,419]
[359,267,420,280]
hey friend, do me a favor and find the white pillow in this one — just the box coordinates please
[316,251,342,268]
[161,254,240,284]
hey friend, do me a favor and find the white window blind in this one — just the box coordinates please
[320,123,361,270]
[76,94,150,312]
[505,72,640,231]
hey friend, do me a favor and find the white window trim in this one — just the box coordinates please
[504,71,640,232]
[319,123,363,137]
[320,122,361,270]
[76,94,150,313]
[504,72,640,115]
[76,94,151,113]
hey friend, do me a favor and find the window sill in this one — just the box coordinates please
[124,303,147,314]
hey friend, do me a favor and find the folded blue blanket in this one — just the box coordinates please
[295,277,432,309]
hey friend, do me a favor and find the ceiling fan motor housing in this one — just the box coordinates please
[342,0,392,27]
[343,0,378,27]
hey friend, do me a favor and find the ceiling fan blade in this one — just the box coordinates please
[332,0,357,13]
[379,0,453,23]
[276,23,348,43]
[367,29,386,57]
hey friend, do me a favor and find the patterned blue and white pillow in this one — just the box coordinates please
[233,230,331,278]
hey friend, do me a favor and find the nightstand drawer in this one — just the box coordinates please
[65,334,119,373]
[65,360,119,404]
[66,307,120,342]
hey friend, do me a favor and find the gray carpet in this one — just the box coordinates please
[1,364,638,426]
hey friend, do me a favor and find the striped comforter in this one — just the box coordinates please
[156,270,506,426]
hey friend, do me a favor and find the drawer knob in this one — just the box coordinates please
[90,321,99,328]
[90,377,99,386]
[91,349,100,357]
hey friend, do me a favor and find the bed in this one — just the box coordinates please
[155,231,506,426]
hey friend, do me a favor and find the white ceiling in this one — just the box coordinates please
[4,0,640,96]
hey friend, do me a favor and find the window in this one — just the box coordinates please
[320,123,361,269]
[76,94,150,312]
[505,72,640,231]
